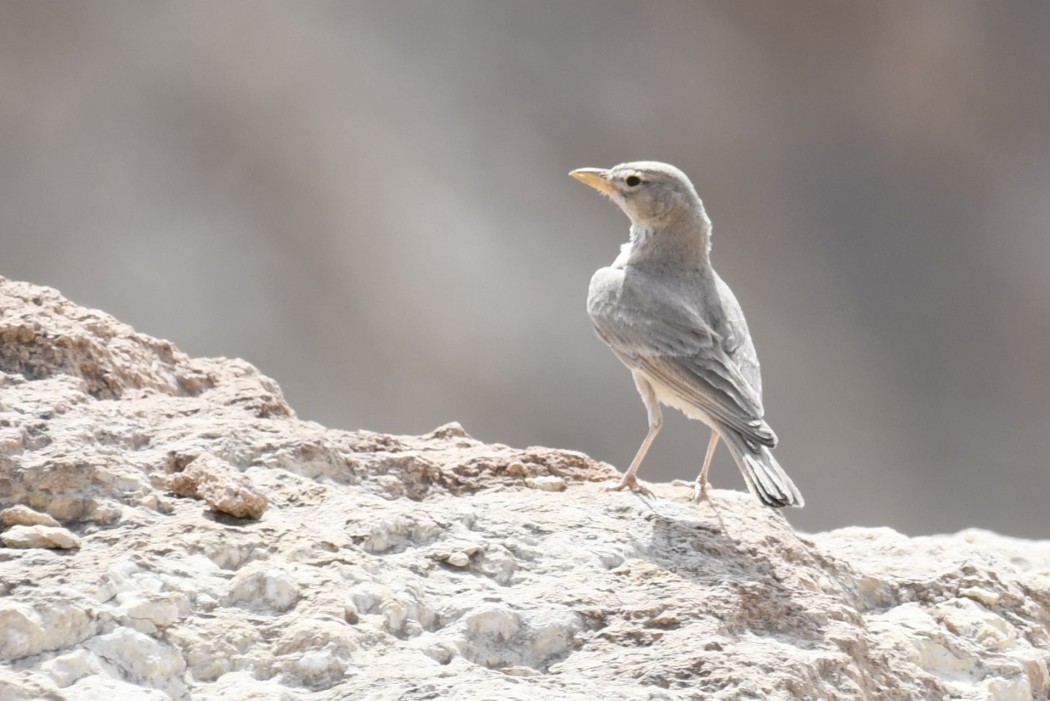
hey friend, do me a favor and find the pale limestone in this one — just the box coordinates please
[225,564,300,613]
[1,277,1050,700]
[525,474,567,491]
[0,596,96,660]
[0,504,61,528]
[166,453,268,520]
[1,524,80,549]
[38,648,103,688]
[83,628,186,699]
[446,551,471,567]
[114,591,187,635]
[62,674,174,700]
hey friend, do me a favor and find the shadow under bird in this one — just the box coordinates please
[570,161,804,508]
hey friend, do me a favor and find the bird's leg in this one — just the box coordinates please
[606,373,661,496]
[691,431,720,503]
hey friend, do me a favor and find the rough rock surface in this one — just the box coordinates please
[1,505,62,528]
[1,276,1049,701]
[1,524,80,550]
[165,453,269,520]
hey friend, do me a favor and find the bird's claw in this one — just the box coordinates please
[690,478,711,504]
[604,474,654,497]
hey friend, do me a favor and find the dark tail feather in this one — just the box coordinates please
[723,431,804,508]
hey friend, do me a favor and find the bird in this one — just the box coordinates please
[570,161,803,508]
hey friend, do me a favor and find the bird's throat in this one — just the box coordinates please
[628,224,653,249]
[625,222,711,269]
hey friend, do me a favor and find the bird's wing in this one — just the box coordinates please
[588,270,775,448]
[711,271,762,396]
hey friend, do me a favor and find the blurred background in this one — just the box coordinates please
[2,2,1048,537]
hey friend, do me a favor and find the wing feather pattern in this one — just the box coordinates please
[588,267,776,449]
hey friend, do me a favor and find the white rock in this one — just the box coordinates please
[38,648,103,687]
[281,647,349,689]
[194,671,292,701]
[62,674,174,700]
[0,504,61,527]
[462,605,524,668]
[525,609,578,661]
[0,597,95,659]
[104,558,150,593]
[115,591,185,634]
[167,617,261,683]
[524,475,566,491]
[415,639,458,665]
[83,627,186,699]
[226,564,299,612]
[466,606,523,640]
[446,551,470,567]
[1,524,80,549]
[595,550,625,569]
[985,676,1033,701]
[960,585,1001,607]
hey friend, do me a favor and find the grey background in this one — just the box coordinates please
[3,2,1048,537]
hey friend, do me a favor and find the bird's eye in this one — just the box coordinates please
[625,175,642,187]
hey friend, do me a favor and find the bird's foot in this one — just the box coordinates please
[604,474,654,497]
[690,478,712,505]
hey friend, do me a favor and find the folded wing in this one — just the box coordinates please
[588,268,775,449]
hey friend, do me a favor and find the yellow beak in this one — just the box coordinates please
[570,168,617,197]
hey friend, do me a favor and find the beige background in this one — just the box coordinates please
[3,2,1048,536]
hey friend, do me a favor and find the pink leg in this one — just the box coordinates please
[606,372,662,496]
[691,431,720,503]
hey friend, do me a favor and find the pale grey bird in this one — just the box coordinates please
[570,161,803,508]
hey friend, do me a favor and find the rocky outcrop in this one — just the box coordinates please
[0,276,1048,701]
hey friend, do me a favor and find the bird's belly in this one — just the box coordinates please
[643,372,720,430]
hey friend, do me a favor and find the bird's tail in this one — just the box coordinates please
[721,428,804,508]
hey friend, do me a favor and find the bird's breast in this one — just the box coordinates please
[586,266,625,317]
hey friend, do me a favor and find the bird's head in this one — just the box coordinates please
[570,161,705,230]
